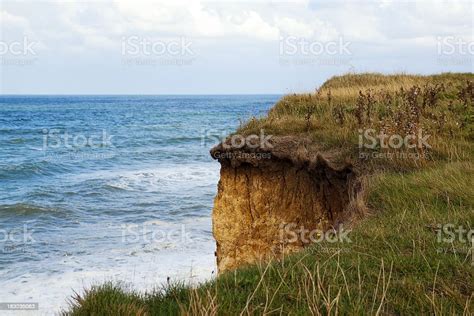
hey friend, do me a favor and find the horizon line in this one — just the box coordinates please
[0,93,284,96]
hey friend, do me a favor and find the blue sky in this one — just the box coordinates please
[0,0,472,94]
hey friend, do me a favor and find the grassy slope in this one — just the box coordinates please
[66,73,474,315]
[239,72,473,171]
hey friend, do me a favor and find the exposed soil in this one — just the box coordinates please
[210,136,359,272]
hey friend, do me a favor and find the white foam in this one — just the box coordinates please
[77,162,220,193]
[1,163,220,315]
[0,218,217,315]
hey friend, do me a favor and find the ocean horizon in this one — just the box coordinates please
[2,0,472,313]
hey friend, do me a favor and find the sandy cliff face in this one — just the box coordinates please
[210,136,356,272]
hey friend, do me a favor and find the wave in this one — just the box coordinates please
[0,203,57,216]
[77,163,220,193]
[165,136,208,144]
[8,138,28,144]
[0,160,69,180]
[107,165,219,192]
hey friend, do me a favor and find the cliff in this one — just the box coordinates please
[68,73,473,315]
[210,136,357,272]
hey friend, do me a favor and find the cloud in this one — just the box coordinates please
[0,9,34,40]
[1,0,471,49]
[1,0,472,94]
[113,0,279,40]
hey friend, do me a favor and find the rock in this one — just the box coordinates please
[210,136,356,272]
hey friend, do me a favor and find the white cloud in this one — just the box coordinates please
[113,0,279,40]
[1,0,471,94]
[1,0,471,49]
[0,9,34,40]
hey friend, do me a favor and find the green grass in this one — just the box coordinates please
[65,73,474,315]
[240,73,473,172]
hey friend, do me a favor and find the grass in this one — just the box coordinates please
[65,73,474,315]
[238,72,473,171]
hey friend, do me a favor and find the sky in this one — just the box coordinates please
[0,0,472,94]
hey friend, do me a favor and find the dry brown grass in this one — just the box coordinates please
[179,288,218,316]
[66,73,474,316]
[238,72,474,172]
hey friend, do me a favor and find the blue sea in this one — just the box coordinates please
[0,95,279,314]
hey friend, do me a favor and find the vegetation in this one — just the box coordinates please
[239,72,473,171]
[66,73,474,315]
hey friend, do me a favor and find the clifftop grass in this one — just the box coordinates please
[239,72,473,171]
[66,73,474,315]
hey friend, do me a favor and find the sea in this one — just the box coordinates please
[0,95,280,315]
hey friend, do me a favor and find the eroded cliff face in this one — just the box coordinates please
[210,136,356,272]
